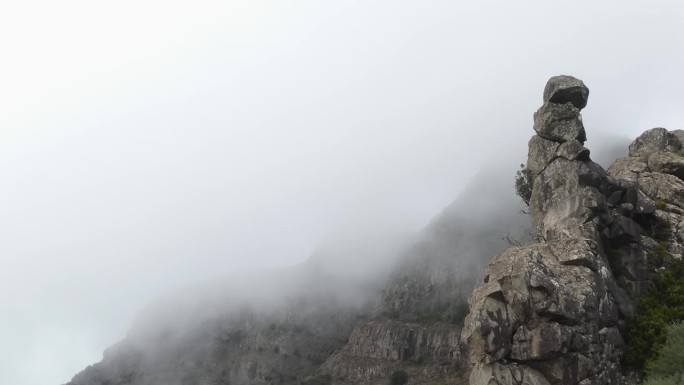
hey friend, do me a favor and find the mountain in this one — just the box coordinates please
[65,150,530,385]
[66,76,681,385]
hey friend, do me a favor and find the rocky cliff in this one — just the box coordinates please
[66,76,682,385]
[318,169,531,384]
[461,76,684,385]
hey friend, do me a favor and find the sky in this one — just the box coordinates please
[1,1,684,384]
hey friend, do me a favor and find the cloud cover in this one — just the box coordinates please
[1,1,684,384]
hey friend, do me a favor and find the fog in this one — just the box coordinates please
[1,1,684,384]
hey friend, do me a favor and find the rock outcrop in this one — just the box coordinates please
[462,76,653,385]
[608,127,684,257]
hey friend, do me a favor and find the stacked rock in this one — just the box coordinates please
[462,76,653,385]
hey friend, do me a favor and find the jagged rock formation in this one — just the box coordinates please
[319,170,531,385]
[462,76,654,385]
[67,75,680,385]
[65,166,529,385]
[608,127,684,256]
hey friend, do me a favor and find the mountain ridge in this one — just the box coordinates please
[65,76,679,385]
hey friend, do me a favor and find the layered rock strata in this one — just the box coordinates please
[321,321,463,384]
[462,76,652,385]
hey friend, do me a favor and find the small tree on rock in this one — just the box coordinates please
[515,163,532,207]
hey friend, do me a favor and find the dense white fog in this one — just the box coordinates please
[1,1,684,384]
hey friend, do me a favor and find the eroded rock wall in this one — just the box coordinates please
[462,76,653,385]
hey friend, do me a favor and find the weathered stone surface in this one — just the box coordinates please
[671,129,684,145]
[607,128,684,258]
[610,243,649,283]
[342,321,461,361]
[628,127,682,158]
[321,317,469,384]
[549,237,598,271]
[533,102,586,143]
[609,216,642,246]
[543,75,590,110]
[607,157,648,184]
[635,190,656,214]
[557,139,591,161]
[528,158,607,234]
[464,76,646,385]
[510,322,570,361]
[470,362,552,385]
[469,362,519,385]
[647,150,684,180]
[638,172,684,208]
[527,135,560,177]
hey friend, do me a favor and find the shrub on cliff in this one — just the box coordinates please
[624,247,684,370]
[514,164,532,206]
[643,374,683,385]
[643,323,684,384]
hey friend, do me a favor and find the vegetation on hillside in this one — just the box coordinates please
[389,370,408,385]
[514,164,532,206]
[623,215,684,372]
[642,323,684,385]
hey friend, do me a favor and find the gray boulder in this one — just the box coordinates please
[628,127,682,158]
[543,75,590,110]
[533,102,586,143]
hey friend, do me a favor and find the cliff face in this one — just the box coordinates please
[319,170,531,384]
[461,76,684,385]
[608,127,684,256]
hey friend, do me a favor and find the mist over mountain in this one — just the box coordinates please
[63,127,634,385]
[4,2,684,385]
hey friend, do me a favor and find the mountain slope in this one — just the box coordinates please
[65,161,530,385]
[67,77,655,385]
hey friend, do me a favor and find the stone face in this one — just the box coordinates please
[543,75,590,110]
[533,102,586,143]
[628,127,682,158]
